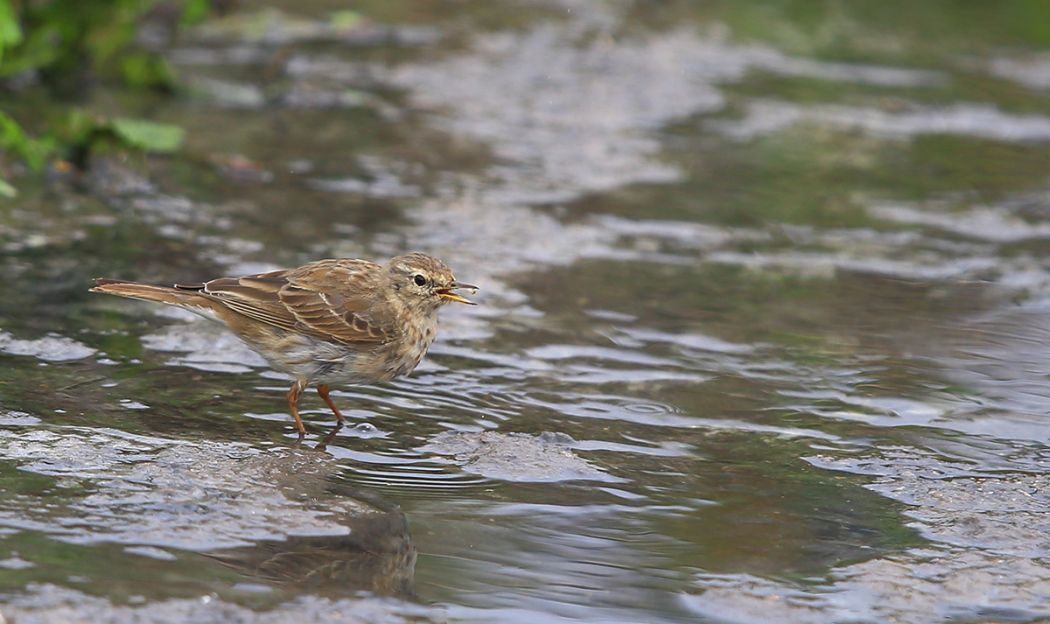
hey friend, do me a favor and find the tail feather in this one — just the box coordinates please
[90,278,207,307]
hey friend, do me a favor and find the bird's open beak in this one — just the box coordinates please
[438,282,478,305]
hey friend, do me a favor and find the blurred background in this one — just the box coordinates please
[3,1,1050,622]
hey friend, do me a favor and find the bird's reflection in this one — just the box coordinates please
[206,483,416,598]
[314,423,344,453]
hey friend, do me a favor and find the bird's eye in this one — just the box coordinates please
[413,274,427,287]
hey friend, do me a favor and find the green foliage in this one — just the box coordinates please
[0,112,56,171]
[110,118,185,153]
[179,0,212,27]
[0,107,184,196]
[119,52,177,89]
[330,10,363,30]
[60,111,185,160]
[0,0,189,88]
[0,0,210,194]
[0,1,21,63]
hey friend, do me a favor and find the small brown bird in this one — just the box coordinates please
[91,253,477,437]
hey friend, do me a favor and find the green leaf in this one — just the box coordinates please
[0,178,16,199]
[120,53,176,89]
[329,10,362,30]
[0,111,28,147]
[0,0,22,52]
[180,0,212,27]
[0,0,21,56]
[59,110,101,146]
[110,118,185,153]
[0,25,60,76]
[0,112,56,170]
[23,135,56,170]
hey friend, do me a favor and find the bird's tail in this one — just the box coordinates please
[90,278,207,307]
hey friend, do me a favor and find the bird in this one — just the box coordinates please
[90,252,477,437]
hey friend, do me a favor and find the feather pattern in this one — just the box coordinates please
[181,259,399,347]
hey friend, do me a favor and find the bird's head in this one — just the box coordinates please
[386,252,477,311]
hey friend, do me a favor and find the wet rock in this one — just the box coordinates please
[419,430,617,483]
[2,583,439,624]
[0,428,363,550]
[810,448,1050,558]
[0,422,424,618]
[685,551,1050,624]
[680,447,1050,623]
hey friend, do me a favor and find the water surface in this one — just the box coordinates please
[3,1,1050,622]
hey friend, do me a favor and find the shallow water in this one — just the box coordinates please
[4,1,1050,622]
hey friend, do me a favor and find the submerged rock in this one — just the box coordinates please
[2,583,439,624]
[683,446,1050,623]
[0,428,396,552]
[419,430,618,483]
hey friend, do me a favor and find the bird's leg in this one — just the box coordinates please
[316,383,345,424]
[286,379,307,437]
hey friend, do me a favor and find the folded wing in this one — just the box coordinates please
[176,259,396,346]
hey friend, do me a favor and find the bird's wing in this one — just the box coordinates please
[179,259,398,345]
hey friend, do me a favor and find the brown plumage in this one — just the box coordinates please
[91,253,477,437]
